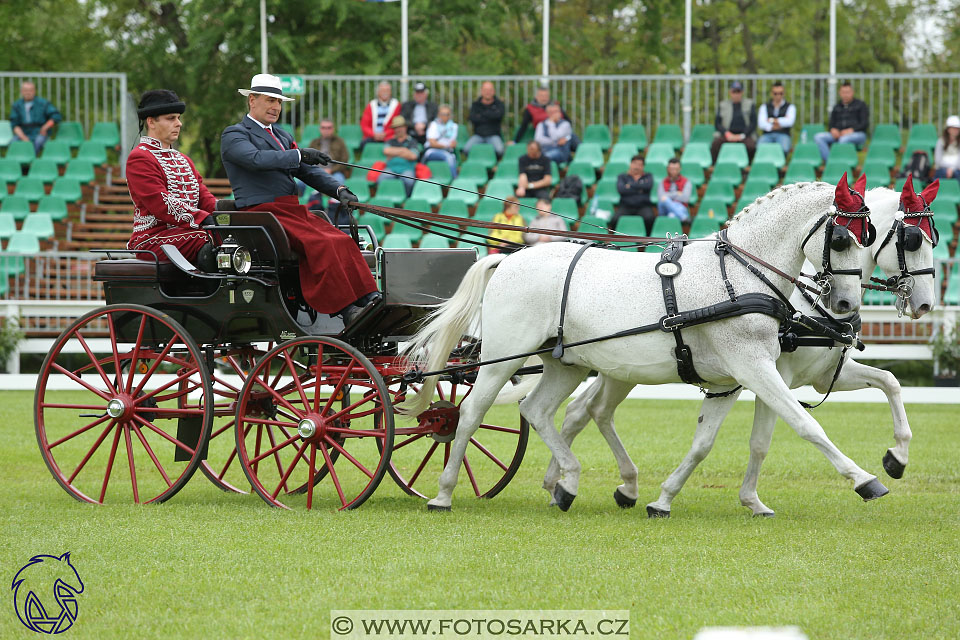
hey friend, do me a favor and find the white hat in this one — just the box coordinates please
[946,115,960,129]
[238,74,295,102]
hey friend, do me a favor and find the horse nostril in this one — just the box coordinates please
[835,300,851,314]
[916,303,932,317]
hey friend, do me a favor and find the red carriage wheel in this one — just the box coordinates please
[382,376,529,500]
[234,337,394,510]
[35,304,213,504]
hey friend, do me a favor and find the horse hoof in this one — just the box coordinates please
[426,503,452,512]
[754,511,775,518]
[855,478,889,501]
[553,485,576,512]
[613,488,637,509]
[646,505,670,518]
[882,450,906,480]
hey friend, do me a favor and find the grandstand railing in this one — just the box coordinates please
[281,74,960,141]
[0,72,131,173]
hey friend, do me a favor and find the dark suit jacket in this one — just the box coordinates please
[400,99,438,134]
[221,115,342,209]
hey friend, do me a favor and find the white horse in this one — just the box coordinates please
[543,179,940,517]
[400,178,884,511]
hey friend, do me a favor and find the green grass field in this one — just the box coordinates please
[2,390,958,639]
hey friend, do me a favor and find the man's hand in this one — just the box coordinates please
[830,128,841,140]
[301,148,331,166]
[374,131,386,141]
[724,131,737,142]
[337,186,359,206]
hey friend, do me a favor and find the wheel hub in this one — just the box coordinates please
[298,416,326,440]
[420,400,459,443]
[106,398,126,418]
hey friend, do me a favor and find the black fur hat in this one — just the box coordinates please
[137,89,185,120]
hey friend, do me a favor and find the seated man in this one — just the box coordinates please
[378,115,420,197]
[400,82,438,145]
[523,199,567,245]
[126,89,215,262]
[612,155,654,233]
[309,118,349,183]
[711,80,757,163]
[657,158,691,222]
[360,81,401,149]
[10,81,62,153]
[814,82,869,162]
[222,74,379,327]
[463,81,506,157]
[422,104,459,179]
[757,82,796,153]
[534,104,573,165]
[516,141,553,200]
[514,85,574,145]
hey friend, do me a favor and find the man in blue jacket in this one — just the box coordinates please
[221,74,379,326]
[9,81,62,152]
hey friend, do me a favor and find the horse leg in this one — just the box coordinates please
[739,398,778,517]
[821,360,911,479]
[739,361,887,499]
[646,388,742,518]
[520,361,590,511]
[542,377,599,498]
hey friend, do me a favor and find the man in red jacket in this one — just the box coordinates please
[359,81,401,148]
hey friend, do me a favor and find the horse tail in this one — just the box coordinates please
[397,253,508,416]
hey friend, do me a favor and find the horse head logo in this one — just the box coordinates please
[11,552,84,634]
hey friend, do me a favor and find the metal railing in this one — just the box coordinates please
[279,74,960,142]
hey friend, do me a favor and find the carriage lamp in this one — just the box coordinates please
[216,236,252,274]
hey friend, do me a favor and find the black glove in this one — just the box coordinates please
[200,215,217,227]
[337,187,359,206]
[301,147,331,166]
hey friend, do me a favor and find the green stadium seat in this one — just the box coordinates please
[907,123,937,149]
[827,142,858,169]
[594,181,620,205]
[618,124,648,149]
[425,160,453,185]
[583,124,612,151]
[680,163,705,188]
[0,120,12,148]
[871,124,901,150]
[356,213,386,239]
[565,161,596,187]
[608,143,639,165]
[800,123,826,143]
[688,213,723,238]
[439,199,469,218]
[343,177,370,203]
[89,121,120,147]
[820,161,851,184]
[501,144,526,167]
[27,159,60,183]
[791,142,823,169]
[14,177,45,202]
[275,123,294,137]
[753,143,786,169]
[484,180,515,202]
[930,199,957,226]
[593,196,618,218]
[573,143,604,169]
[652,124,683,151]
[380,233,414,249]
[710,163,743,186]
[599,161,627,184]
[935,179,960,207]
[0,230,40,276]
[359,142,386,165]
[680,142,712,170]
[551,198,579,219]
[894,177,916,193]
[741,176,774,199]
[372,179,407,206]
[445,178,480,206]
[651,216,682,236]
[366,195,396,209]
[900,142,934,171]
[386,218,423,243]
[861,162,892,189]
[21,213,54,240]
[492,163,519,185]
[716,143,749,170]
[465,143,497,169]
[577,215,610,234]
[703,180,735,206]
[458,162,489,187]
[0,159,22,185]
[36,195,68,222]
[409,181,443,206]
[689,124,716,145]
[645,142,675,166]
[418,234,452,249]
[942,262,959,305]
[55,121,84,148]
[50,177,82,203]
[403,197,432,214]
[299,124,321,147]
[473,199,503,220]
[697,197,729,220]
[614,216,649,235]
[749,162,780,185]
[783,163,817,184]
[864,145,896,170]
[0,213,14,241]
[518,197,539,213]
[456,125,470,149]
[41,140,72,165]
[75,140,107,165]
[512,124,535,146]
[6,140,35,166]
[339,124,363,152]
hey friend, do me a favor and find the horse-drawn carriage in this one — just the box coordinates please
[34,210,528,509]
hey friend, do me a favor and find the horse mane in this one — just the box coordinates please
[727,181,827,226]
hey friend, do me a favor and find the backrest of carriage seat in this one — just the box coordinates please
[216,211,298,262]
[379,248,478,306]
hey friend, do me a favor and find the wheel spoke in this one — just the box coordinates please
[125,315,148,393]
[270,439,309,500]
[48,414,111,449]
[463,454,481,497]
[98,426,123,502]
[449,382,457,404]
[248,430,300,466]
[324,392,384,423]
[131,423,173,488]
[313,344,325,412]
[217,423,249,481]
[392,433,426,451]
[469,435,509,472]
[306,443,318,510]
[243,416,299,429]
[325,426,387,439]
[321,359,356,415]
[264,426,290,493]
[476,424,522,435]
[324,435,374,479]
[282,349,310,410]
[319,441,347,507]
[407,441,439,489]
[123,425,140,504]
[106,314,126,392]
[132,340,177,397]
[138,406,207,417]
[67,422,115,483]
[75,331,117,395]
[134,415,195,456]
[51,362,112,401]
[209,419,235,440]
[248,372,304,420]
[136,367,202,405]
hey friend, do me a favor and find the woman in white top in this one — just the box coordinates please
[422,104,459,179]
[934,115,960,182]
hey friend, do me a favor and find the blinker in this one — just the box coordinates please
[902,224,923,252]
[830,225,853,252]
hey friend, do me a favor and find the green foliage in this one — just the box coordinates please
[930,323,960,377]
[0,317,24,372]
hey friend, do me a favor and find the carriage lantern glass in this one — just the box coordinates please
[215,235,252,274]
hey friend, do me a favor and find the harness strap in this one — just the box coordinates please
[718,230,798,314]
[657,237,704,384]
[553,242,597,359]
[799,345,851,409]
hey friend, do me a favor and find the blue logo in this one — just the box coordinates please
[11,553,84,634]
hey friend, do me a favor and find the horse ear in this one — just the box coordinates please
[59,552,71,562]
[921,178,940,204]
[853,173,867,195]
[835,171,850,196]
[834,172,856,211]
[900,174,923,212]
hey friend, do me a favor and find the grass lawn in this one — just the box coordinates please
[2,390,958,639]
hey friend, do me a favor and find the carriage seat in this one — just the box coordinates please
[93,258,178,281]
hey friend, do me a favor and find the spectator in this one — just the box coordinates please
[309,118,350,183]
[516,141,553,200]
[463,81,506,157]
[513,85,574,145]
[10,81,62,153]
[378,115,420,197]
[711,80,757,163]
[401,82,438,145]
[534,104,573,165]
[422,104,459,179]
[757,82,796,153]
[657,158,691,223]
[360,81,401,148]
[612,155,654,233]
[933,115,960,184]
[488,196,526,253]
[814,82,869,162]
[524,199,568,245]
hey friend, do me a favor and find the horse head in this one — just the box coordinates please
[11,553,84,633]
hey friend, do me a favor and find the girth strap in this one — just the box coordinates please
[552,242,598,359]
[657,237,704,384]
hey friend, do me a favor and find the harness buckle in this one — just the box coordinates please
[661,314,683,331]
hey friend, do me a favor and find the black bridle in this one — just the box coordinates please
[870,197,939,317]
[799,205,875,304]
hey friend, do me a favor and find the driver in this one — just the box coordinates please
[221,74,380,327]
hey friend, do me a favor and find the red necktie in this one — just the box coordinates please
[265,126,285,150]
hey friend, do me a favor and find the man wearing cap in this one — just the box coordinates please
[126,89,216,263]
[400,82,438,145]
[377,115,421,197]
[711,80,757,163]
[360,81,402,148]
[221,74,380,327]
